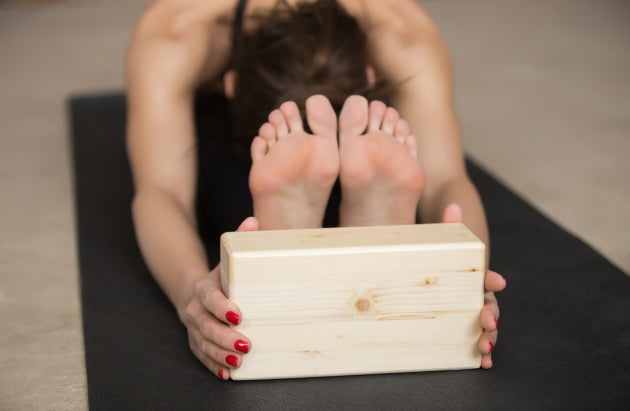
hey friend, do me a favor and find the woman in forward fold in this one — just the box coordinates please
[126,0,506,380]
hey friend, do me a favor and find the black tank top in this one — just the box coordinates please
[232,0,249,47]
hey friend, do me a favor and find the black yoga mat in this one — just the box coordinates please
[70,93,630,410]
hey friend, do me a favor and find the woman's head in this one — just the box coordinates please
[228,0,385,160]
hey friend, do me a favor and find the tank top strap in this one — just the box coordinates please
[232,0,250,47]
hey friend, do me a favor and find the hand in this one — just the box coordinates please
[183,216,259,380]
[442,203,507,369]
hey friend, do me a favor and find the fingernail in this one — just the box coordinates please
[234,340,250,354]
[226,354,239,368]
[494,318,498,329]
[218,369,225,380]
[489,342,494,353]
[226,311,240,325]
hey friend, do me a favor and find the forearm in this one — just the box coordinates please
[125,0,239,325]
[420,176,490,255]
[132,188,209,320]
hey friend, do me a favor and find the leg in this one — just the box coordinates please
[338,96,424,227]
[249,95,339,230]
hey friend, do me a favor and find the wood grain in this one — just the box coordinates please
[220,223,485,380]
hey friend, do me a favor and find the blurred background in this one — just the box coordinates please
[0,0,628,408]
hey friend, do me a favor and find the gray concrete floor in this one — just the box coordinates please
[0,0,628,408]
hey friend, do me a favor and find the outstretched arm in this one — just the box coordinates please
[126,0,236,319]
[126,0,250,379]
[358,0,488,246]
[359,0,504,368]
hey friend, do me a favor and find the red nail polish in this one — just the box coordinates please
[234,340,250,354]
[489,342,494,353]
[218,369,225,380]
[226,354,239,368]
[494,318,498,329]
[226,311,240,325]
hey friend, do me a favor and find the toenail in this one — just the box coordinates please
[489,342,494,353]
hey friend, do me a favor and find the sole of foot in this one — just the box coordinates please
[249,95,340,230]
[338,95,424,227]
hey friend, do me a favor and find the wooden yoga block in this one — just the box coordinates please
[220,223,486,380]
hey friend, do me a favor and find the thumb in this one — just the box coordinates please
[442,203,463,223]
[235,216,260,232]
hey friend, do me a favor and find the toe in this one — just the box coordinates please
[339,95,368,140]
[368,100,387,132]
[269,109,289,139]
[280,101,304,134]
[381,107,400,135]
[394,119,409,143]
[403,135,417,157]
[258,122,276,149]
[250,136,267,162]
[305,95,337,139]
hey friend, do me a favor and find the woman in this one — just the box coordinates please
[125,0,506,380]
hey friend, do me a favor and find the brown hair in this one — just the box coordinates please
[229,0,387,161]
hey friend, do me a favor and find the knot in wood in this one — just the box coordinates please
[356,298,371,312]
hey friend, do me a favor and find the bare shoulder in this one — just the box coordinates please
[127,0,236,90]
[343,0,439,38]
[342,0,450,88]
[134,0,236,38]
[346,0,450,75]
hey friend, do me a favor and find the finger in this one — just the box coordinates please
[197,218,259,325]
[188,329,230,380]
[484,270,507,293]
[193,326,243,369]
[478,328,498,356]
[236,216,259,232]
[226,216,257,323]
[196,278,243,326]
[481,354,493,369]
[193,307,252,354]
[203,216,260,324]
[481,302,499,331]
[442,203,462,224]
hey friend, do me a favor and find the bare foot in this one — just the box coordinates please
[249,95,339,230]
[338,96,424,227]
